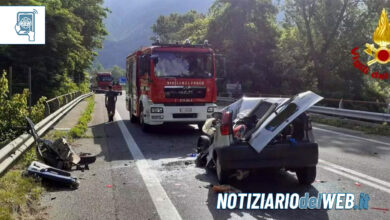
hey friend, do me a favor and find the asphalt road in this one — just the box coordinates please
[42,94,390,220]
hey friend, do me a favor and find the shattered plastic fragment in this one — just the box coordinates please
[371,207,389,212]
[106,184,113,188]
[187,153,197,157]
[354,182,361,187]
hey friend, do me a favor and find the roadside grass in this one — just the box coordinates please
[0,95,95,219]
[68,96,95,138]
[310,114,390,136]
[0,148,44,220]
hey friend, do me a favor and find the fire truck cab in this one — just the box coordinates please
[126,42,218,131]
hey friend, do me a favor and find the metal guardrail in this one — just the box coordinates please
[44,91,82,117]
[217,96,390,123]
[0,92,93,175]
[310,106,390,123]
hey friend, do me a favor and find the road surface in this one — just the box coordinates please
[41,94,390,220]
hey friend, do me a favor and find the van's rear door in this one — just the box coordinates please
[249,91,323,153]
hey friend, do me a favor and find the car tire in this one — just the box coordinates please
[195,154,207,167]
[296,166,316,185]
[216,156,229,184]
[139,106,150,132]
[129,103,138,123]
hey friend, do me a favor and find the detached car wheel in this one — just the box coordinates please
[296,166,316,185]
[216,156,229,184]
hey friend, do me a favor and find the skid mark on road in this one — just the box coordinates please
[318,159,390,194]
[115,111,182,220]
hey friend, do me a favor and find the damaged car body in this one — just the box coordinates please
[196,91,323,184]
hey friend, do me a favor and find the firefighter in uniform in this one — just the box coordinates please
[105,85,117,122]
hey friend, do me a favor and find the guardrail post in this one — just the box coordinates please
[339,99,344,109]
[56,97,60,112]
[44,101,50,117]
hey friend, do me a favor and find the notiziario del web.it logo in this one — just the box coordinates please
[0,6,45,45]
[351,9,390,81]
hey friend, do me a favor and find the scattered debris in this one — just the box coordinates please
[371,207,389,213]
[51,197,56,200]
[162,160,194,170]
[230,170,250,181]
[203,184,212,189]
[26,117,97,171]
[187,153,197,157]
[315,179,327,183]
[106,184,113,188]
[26,161,79,189]
[354,182,361,187]
[212,185,242,193]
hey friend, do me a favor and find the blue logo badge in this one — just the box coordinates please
[15,9,37,42]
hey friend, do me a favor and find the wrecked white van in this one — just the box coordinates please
[196,91,323,184]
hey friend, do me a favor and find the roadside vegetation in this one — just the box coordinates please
[0,72,46,148]
[0,95,95,219]
[0,148,43,220]
[68,96,95,138]
[151,0,390,112]
[0,0,107,101]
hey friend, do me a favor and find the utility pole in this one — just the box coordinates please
[8,66,12,97]
[28,67,32,114]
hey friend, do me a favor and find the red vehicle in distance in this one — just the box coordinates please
[93,72,122,95]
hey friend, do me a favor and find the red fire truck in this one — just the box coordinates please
[126,42,218,131]
[94,72,122,95]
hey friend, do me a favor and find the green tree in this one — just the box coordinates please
[0,0,108,100]
[206,0,280,93]
[151,10,206,43]
[110,65,125,80]
[280,0,390,103]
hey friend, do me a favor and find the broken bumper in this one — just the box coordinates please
[215,142,318,170]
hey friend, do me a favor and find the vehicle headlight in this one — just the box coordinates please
[207,106,216,113]
[151,107,164,113]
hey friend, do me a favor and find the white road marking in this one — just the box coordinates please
[318,165,390,194]
[115,111,182,220]
[313,127,390,146]
[319,159,390,188]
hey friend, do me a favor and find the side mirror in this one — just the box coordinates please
[215,54,226,78]
[151,55,159,65]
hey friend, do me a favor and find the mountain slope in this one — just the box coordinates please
[98,0,214,68]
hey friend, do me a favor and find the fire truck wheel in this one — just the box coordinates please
[139,106,150,132]
[130,113,138,123]
[129,104,138,123]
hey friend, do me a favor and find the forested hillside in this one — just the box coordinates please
[97,0,214,68]
[150,0,390,111]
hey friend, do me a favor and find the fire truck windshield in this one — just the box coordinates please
[153,51,213,78]
[98,75,113,82]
